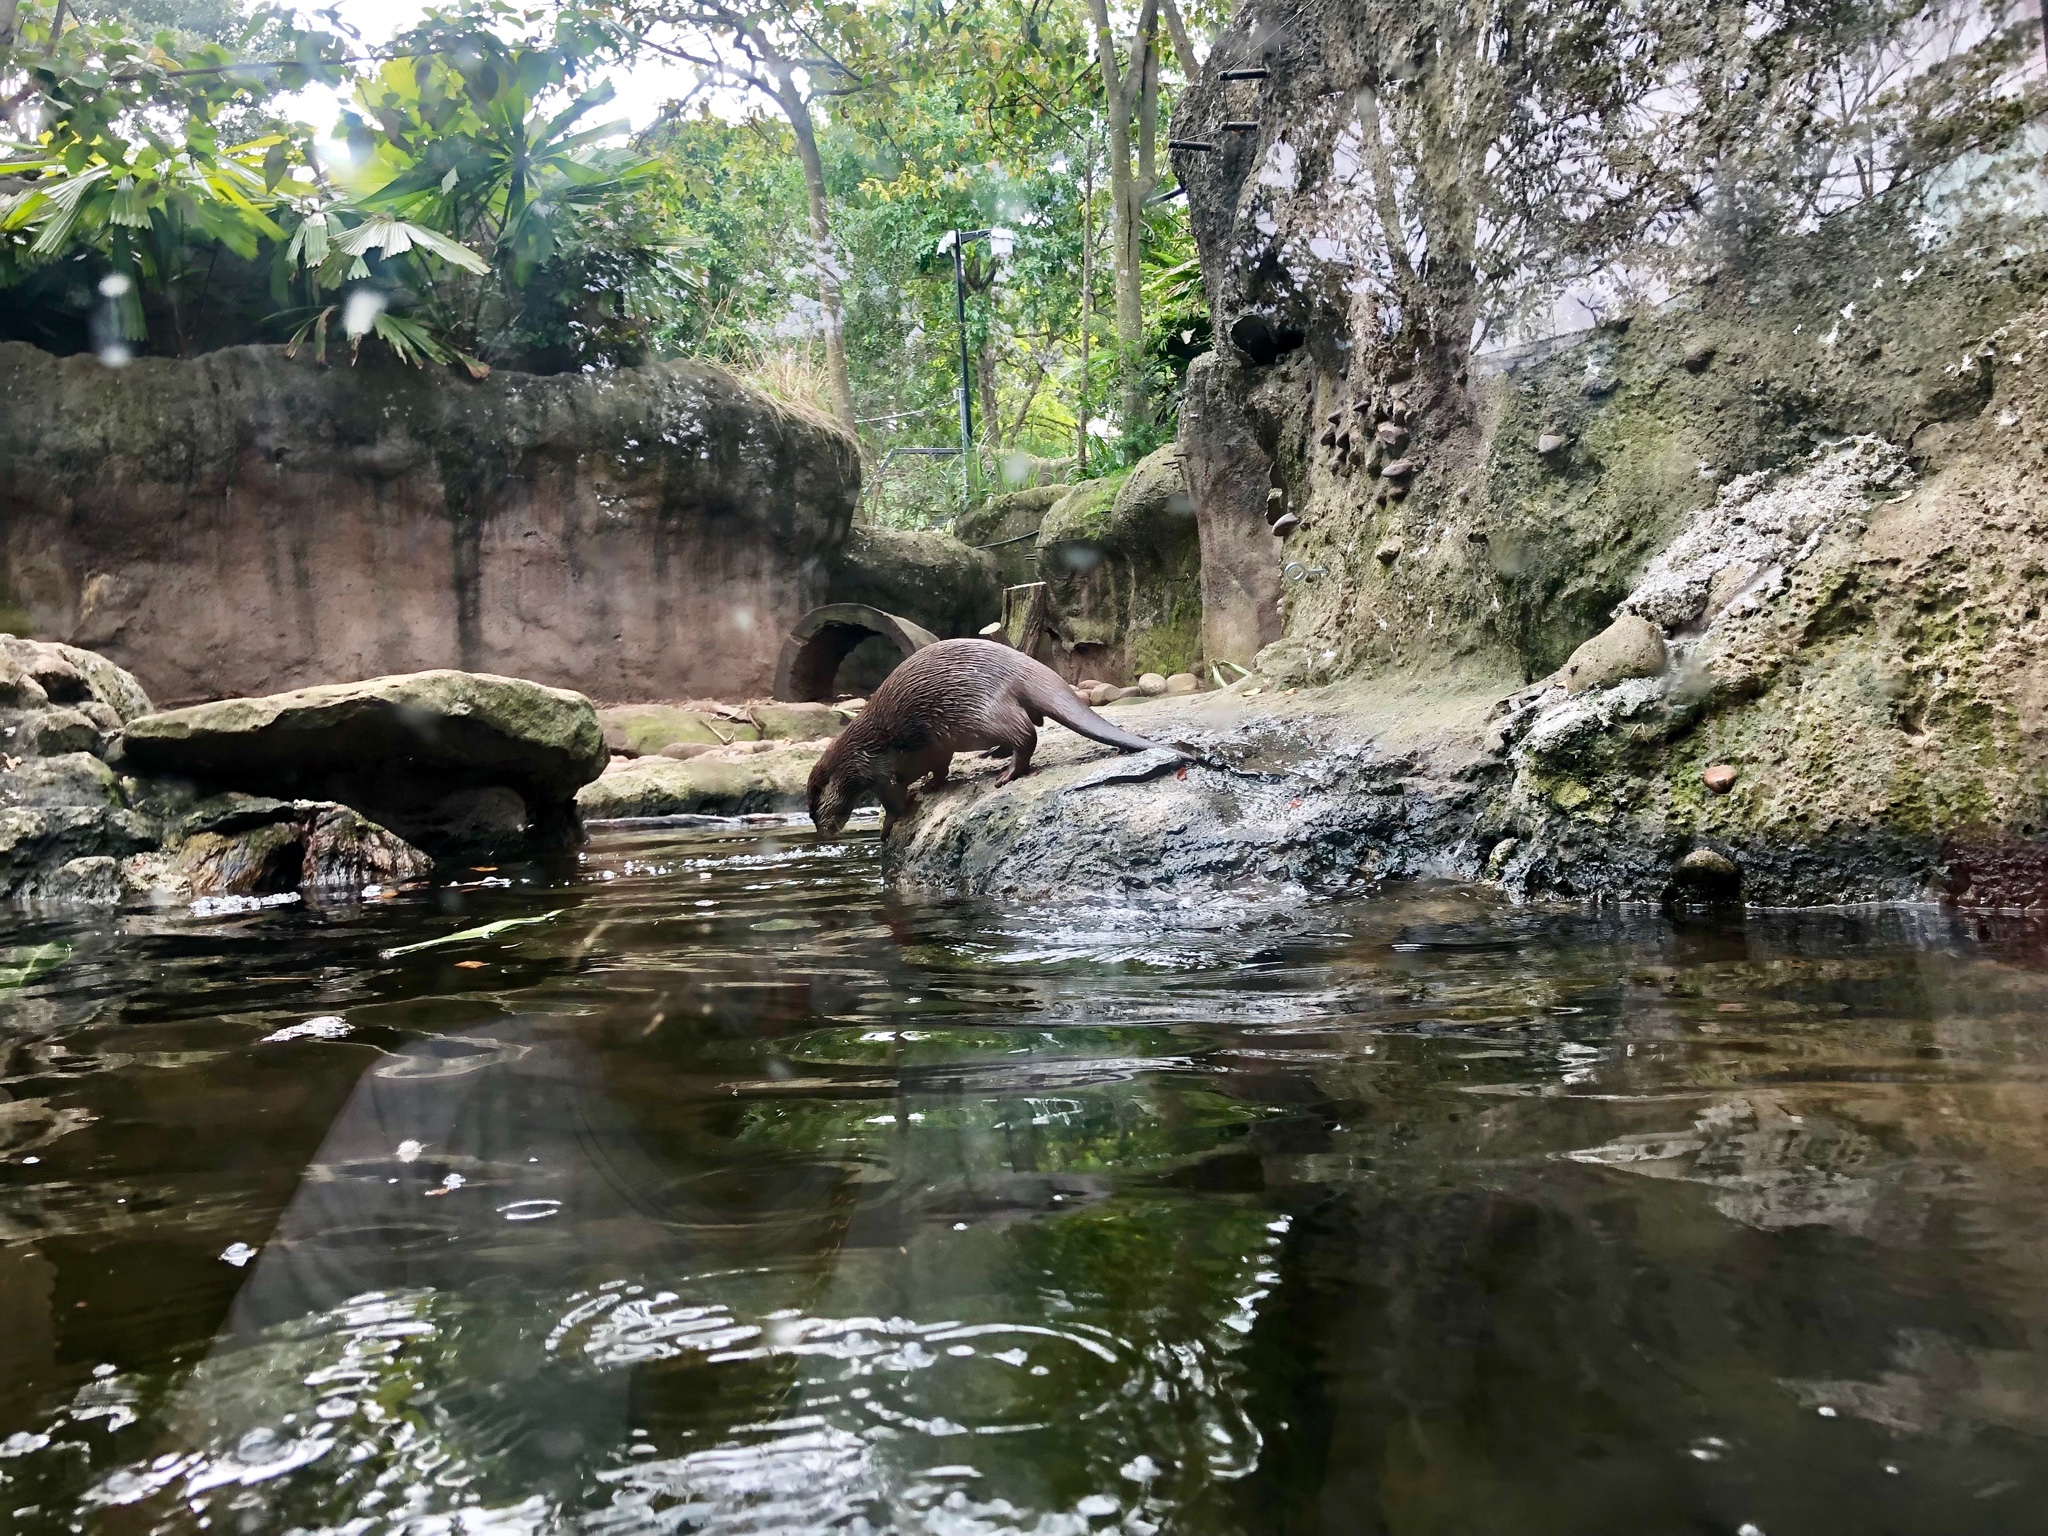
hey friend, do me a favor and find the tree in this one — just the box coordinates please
[616,0,868,431]
[1082,0,1199,429]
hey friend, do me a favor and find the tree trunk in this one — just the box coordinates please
[771,68,858,433]
[1077,152,1094,474]
[1087,0,1159,434]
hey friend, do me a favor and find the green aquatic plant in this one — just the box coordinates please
[0,941,69,988]
[378,908,568,958]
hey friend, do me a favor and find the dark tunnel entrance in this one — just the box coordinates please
[772,604,941,703]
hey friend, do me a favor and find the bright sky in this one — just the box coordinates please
[278,0,704,137]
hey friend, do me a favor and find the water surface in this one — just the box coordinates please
[0,824,2044,1534]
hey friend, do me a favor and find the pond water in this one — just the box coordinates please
[0,823,2044,1535]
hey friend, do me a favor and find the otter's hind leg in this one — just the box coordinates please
[991,703,1039,786]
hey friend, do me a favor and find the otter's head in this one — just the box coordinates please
[808,755,856,838]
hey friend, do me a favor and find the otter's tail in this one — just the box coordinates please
[1031,681,1179,756]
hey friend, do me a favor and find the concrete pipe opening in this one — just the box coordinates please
[773,604,941,703]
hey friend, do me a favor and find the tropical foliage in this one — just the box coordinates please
[1,0,1217,518]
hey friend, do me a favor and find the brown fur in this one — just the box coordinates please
[807,638,1177,836]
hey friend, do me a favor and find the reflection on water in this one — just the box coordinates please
[0,824,2045,1533]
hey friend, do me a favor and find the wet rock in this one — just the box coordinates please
[171,821,306,897]
[120,670,607,848]
[1138,673,1169,696]
[576,748,820,820]
[1703,763,1739,794]
[597,705,747,756]
[1558,615,1666,694]
[0,805,155,901]
[164,798,431,897]
[887,693,1490,904]
[1165,673,1201,695]
[1673,846,1741,893]
[749,702,849,741]
[301,804,434,891]
[16,855,125,904]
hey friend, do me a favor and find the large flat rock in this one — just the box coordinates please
[121,670,605,846]
[884,681,1502,905]
[578,747,820,820]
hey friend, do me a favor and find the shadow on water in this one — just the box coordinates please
[0,824,2045,1533]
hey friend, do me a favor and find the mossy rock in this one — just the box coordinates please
[597,705,756,754]
[749,702,848,741]
[576,751,817,819]
[956,485,1065,548]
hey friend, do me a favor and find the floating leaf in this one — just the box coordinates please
[0,943,71,989]
[379,909,567,959]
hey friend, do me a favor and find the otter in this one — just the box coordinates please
[807,638,1178,836]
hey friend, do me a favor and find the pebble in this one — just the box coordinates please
[1270,512,1301,537]
[1375,421,1410,451]
[1537,431,1567,455]
[1703,763,1738,793]
[1137,673,1168,696]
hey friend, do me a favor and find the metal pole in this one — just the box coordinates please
[952,230,975,506]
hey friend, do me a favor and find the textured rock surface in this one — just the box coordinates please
[955,485,1065,587]
[0,344,861,705]
[596,704,755,755]
[887,683,1497,904]
[0,647,494,906]
[1030,447,1205,686]
[825,525,1003,644]
[1556,615,1666,695]
[748,702,848,742]
[121,670,606,846]
[1148,0,2048,909]
[577,747,819,820]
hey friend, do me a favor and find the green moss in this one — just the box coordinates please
[1130,597,1203,678]
[1040,472,1129,546]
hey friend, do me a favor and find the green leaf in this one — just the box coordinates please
[0,943,71,989]
[378,909,568,959]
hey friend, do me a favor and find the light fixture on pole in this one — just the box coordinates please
[935,226,1014,506]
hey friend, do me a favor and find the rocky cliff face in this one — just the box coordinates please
[1150,0,2048,906]
[0,344,862,706]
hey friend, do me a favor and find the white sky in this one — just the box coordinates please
[277,0,704,137]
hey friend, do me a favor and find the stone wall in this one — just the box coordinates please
[1158,0,2048,904]
[0,344,862,705]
